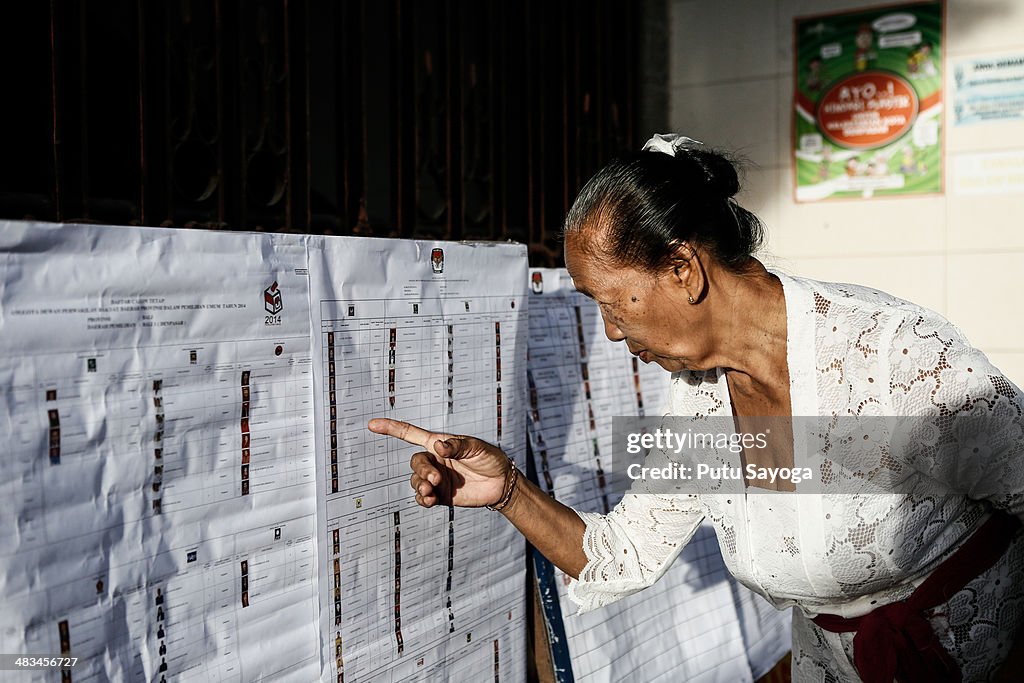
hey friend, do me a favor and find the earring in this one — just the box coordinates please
[687,295,696,305]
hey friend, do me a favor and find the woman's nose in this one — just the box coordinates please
[602,315,626,342]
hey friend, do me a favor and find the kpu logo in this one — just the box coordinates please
[531,272,544,294]
[430,248,444,274]
[264,281,283,315]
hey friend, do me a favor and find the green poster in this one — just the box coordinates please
[793,1,943,201]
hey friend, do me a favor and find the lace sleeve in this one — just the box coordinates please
[567,439,706,613]
[887,311,1024,518]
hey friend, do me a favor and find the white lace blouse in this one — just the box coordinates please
[567,272,1024,681]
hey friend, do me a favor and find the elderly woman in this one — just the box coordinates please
[369,134,1024,682]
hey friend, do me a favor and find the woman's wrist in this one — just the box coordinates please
[496,472,528,518]
[486,456,518,511]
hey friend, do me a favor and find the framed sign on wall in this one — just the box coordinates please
[793,1,944,201]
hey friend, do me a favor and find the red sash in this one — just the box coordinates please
[812,511,1021,683]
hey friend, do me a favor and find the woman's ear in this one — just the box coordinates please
[668,242,705,304]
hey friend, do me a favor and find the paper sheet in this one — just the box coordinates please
[0,222,320,681]
[734,587,793,680]
[308,237,529,683]
[526,268,791,683]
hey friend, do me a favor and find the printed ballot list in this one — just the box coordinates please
[0,224,319,682]
[0,222,528,683]
[527,269,791,683]
[309,238,528,683]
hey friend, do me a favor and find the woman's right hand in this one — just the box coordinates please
[369,418,588,580]
[367,418,512,508]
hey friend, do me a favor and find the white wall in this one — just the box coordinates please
[669,0,1024,383]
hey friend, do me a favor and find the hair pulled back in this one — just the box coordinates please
[563,146,763,273]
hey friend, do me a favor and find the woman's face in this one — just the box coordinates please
[564,234,707,373]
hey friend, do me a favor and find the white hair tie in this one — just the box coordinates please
[642,133,703,156]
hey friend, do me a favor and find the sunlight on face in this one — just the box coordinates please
[564,233,696,373]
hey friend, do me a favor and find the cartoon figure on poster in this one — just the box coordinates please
[908,42,938,79]
[854,24,875,71]
[793,2,943,201]
[899,145,926,175]
[818,145,833,180]
[807,57,824,91]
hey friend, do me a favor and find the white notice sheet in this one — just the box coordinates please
[308,237,529,683]
[0,222,320,682]
[526,268,790,683]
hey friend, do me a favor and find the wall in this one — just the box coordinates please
[668,0,1024,383]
